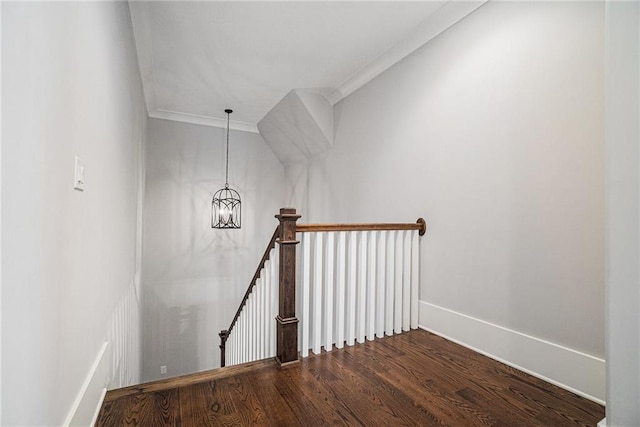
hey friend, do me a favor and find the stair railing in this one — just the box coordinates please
[296,219,426,358]
[220,208,426,367]
[218,226,280,367]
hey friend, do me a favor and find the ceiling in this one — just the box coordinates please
[129,1,485,132]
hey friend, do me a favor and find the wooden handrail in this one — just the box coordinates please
[296,218,427,236]
[219,225,280,367]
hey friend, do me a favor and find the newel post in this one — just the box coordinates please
[219,329,228,367]
[275,208,301,366]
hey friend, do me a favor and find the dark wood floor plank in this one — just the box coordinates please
[376,337,541,425]
[96,329,605,427]
[222,373,269,425]
[305,349,442,426]
[123,389,180,426]
[349,341,500,426]
[282,360,365,425]
[383,331,604,424]
[246,368,308,426]
[95,396,129,426]
[178,379,239,426]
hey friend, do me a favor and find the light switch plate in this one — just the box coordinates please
[74,156,85,191]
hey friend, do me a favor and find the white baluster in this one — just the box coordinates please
[261,272,267,359]
[411,231,419,329]
[313,233,323,354]
[367,231,377,340]
[335,232,346,349]
[265,261,271,358]
[228,327,232,366]
[376,231,386,338]
[248,294,253,361]
[357,231,367,343]
[301,233,311,357]
[386,231,395,336]
[402,231,411,331]
[257,278,263,359]
[263,272,268,359]
[253,283,258,362]
[263,269,268,359]
[252,292,257,360]
[267,253,273,358]
[248,303,251,362]
[324,232,334,352]
[228,333,232,366]
[246,307,250,363]
[238,318,242,364]
[243,308,248,363]
[244,308,249,363]
[258,285,262,359]
[247,292,255,362]
[271,248,278,356]
[231,332,235,366]
[394,231,403,334]
[240,315,244,364]
[346,231,357,346]
[296,242,302,351]
[256,280,264,360]
[246,298,250,362]
[234,331,238,365]
[231,322,240,365]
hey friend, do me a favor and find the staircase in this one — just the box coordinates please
[219,208,426,367]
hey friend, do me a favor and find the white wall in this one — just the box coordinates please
[605,1,640,425]
[141,118,284,382]
[300,1,605,398]
[0,2,4,420]
[1,2,146,425]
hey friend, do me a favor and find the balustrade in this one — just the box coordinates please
[220,209,425,367]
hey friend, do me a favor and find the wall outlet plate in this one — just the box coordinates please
[160,365,167,375]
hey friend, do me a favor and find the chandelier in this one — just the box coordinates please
[212,109,241,229]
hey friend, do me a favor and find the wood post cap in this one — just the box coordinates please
[275,207,301,220]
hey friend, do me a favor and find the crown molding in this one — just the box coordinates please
[327,0,487,105]
[149,109,260,134]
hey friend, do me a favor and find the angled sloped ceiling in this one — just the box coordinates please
[257,89,333,165]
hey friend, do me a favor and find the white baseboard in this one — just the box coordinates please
[63,342,110,427]
[597,417,606,427]
[418,301,605,404]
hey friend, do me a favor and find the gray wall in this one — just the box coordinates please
[605,1,640,425]
[2,2,146,425]
[141,118,284,382]
[303,1,604,360]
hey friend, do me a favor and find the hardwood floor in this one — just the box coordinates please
[96,329,604,426]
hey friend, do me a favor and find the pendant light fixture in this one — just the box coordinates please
[212,109,241,229]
